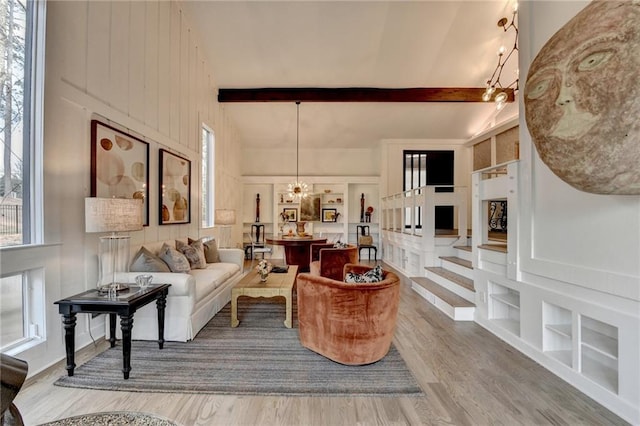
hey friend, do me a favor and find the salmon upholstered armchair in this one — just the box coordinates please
[308,243,358,281]
[296,264,401,365]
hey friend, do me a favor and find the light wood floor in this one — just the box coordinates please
[16,261,627,425]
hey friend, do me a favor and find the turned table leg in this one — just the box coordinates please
[62,313,77,376]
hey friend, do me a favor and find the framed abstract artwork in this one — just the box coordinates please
[90,120,150,225]
[159,149,191,225]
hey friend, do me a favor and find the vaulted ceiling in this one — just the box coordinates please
[180,1,520,149]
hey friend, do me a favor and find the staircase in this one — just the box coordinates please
[410,244,475,321]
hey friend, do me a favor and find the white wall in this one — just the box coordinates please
[9,0,242,375]
[242,147,380,177]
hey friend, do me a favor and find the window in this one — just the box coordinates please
[0,0,45,355]
[201,125,215,228]
[403,150,454,230]
[0,273,25,349]
[0,268,44,353]
[0,0,45,247]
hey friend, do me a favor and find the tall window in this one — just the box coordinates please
[0,0,45,353]
[403,150,454,230]
[201,125,215,228]
[1,0,44,247]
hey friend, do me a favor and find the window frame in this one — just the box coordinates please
[201,124,215,228]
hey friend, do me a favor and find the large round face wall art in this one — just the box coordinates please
[524,0,640,195]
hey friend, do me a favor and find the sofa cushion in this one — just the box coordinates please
[176,239,207,269]
[158,243,191,273]
[345,264,384,283]
[189,237,220,263]
[189,262,240,302]
[130,247,171,273]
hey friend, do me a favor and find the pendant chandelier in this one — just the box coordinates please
[287,101,309,201]
[482,5,519,111]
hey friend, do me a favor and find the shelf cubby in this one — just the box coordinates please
[543,302,572,367]
[579,315,618,394]
[488,282,520,337]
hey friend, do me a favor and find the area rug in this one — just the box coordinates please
[38,411,177,426]
[54,297,423,396]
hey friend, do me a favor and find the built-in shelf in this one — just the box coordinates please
[545,323,572,339]
[489,282,520,337]
[581,327,618,360]
[580,315,619,394]
[581,348,619,394]
[542,302,573,368]
[490,292,520,309]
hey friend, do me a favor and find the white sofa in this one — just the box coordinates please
[115,238,244,342]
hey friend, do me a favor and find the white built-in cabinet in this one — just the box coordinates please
[242,177,380,259]
[542,301,620,394]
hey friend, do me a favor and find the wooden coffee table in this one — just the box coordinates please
[231,265,298,328]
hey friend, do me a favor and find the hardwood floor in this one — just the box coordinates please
[16,262,627,425]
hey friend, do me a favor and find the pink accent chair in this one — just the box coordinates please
[296,264,401,365]
[308,243,358,281]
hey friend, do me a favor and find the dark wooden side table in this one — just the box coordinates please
[54,284,170,380]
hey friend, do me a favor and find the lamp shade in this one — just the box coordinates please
[85,197,144,233]
[215,209,236,225]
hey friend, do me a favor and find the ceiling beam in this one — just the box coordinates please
[218,87,515,103]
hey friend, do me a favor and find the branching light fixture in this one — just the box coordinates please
[287,101,309,201]
[482,4,519,111]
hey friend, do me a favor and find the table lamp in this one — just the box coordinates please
[215,209,236,248]
[85,197,143,292]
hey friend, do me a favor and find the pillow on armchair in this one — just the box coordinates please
[345,264,384,283]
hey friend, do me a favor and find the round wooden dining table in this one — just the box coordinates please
[266,236,328,272]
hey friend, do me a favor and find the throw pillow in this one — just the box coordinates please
[176,239,207,269]
[189,237,220,263]
[333,241,348,248]
[130,247,171,273]
[345,265,385,283]
[158,243,191,273]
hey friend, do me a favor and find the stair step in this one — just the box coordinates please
[425,267,475,292]
[478,243,507,253]
[453,245,472,252]
[440,256,472,270]
[411,277,475,321]
[411,277,475,308]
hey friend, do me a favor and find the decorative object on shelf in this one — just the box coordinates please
[283,208,297,222]
[322,208,338,222]
[85,197,143,292]
[90,119,149,226]
[324,189,331,193]
[336,198,342,204]
[524,0,640,195]
[215,209,236,248]
[481,4,518,111]
[365,206,374,223]
[255,193,260,222]
[256,258,272,282]
[488,201,507,232]
[280,194,284,203]
[296,221,307,236]
[287,101,309,201]
[360,193,365,222]
[159,149,191,225]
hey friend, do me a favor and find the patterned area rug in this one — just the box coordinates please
[54,297,423,396]
[38,411,177,425]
